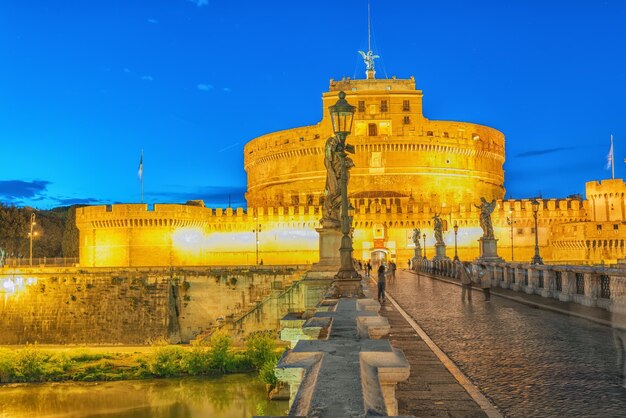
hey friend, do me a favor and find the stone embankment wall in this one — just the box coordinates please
[0,266,305,345]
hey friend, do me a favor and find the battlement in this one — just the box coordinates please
[328,76,417,92]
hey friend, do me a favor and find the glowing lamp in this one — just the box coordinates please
[328,91,356,137]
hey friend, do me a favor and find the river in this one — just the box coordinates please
[0,374,288,418]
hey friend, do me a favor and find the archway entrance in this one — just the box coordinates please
[370,249,388,270]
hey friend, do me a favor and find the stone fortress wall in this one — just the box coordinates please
[76,179,626,268]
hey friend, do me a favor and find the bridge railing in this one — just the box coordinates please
[413,258,626,315]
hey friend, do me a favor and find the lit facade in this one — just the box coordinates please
[75,77,626,267]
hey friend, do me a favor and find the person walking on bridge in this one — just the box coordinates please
[377,264,387,304]
[455,260,472,302]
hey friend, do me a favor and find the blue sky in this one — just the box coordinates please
[1,0,625,209]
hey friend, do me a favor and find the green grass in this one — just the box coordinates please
[0,334,286,385]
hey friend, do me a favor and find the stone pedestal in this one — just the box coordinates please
[306,227,342,279]
[411,248,422,270]
[432,243,449,261]
[477,238,503,262]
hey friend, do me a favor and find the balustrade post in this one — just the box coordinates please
[580,272,599,307]
[541,269,554,298]
[559,270,575,302]
[512,265,521,291]
[524,266,536,294]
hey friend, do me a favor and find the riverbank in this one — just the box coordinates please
[0,331,284,385]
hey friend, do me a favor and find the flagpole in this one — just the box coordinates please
[140,149,144,203]
[611,135,615,180]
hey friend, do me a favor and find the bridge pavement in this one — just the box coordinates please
[377,269,626,417]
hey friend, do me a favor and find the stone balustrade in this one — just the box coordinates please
[413,258,626,314]
[271,290,410,417]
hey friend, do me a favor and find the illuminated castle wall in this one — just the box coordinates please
[75,77,626,267]
[245,77,504,209]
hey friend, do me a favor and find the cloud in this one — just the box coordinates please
[0,180,50,199]
[197,83,214,91]
[141,75,154,81]
[187,0,209,6]
[123,68,132,73]
[51,197,103,206]
[222,87,231,93]
[147,18,158,24]
[515,146,576,158]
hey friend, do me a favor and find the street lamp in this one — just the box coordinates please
[422,233,426,259]
[531,198,543,265]
[453,223,459,261]
[328,91,360,288]
[252,217,261,265]
[29,213,36,266]
[506,210,515,261]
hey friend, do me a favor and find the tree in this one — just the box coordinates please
[0,204,28,257]
[61,206,79,257]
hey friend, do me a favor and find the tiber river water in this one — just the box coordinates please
[0,374,288,418]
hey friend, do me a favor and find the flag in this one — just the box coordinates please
[606,140,613,170]
[138,151,143,181]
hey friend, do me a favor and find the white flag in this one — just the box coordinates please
[138,151,143,181]
[606,141,613,170]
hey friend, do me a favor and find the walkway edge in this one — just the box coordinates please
[385,292,503,418]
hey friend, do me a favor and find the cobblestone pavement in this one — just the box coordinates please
[386,270,626,418]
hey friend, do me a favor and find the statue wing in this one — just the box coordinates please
[358,51,367,59]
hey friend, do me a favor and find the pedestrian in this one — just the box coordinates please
[476,264,490,301]
[377,264,386,303]
[455,260,472,301]
[408,258,411,270]
[366,261,372,278]
[388,261,396,283]
[358,260,363,271]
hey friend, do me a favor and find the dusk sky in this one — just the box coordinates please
[1,0,625,209]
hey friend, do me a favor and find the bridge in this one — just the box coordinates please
[268,261,626,417]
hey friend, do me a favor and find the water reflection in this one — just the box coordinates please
[0,374,288,418]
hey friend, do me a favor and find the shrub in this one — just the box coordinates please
[208,330,233,373]
[258,358,278,386]
[148,346,184,377]
[13,346,46,382]
[245,332,278,369]
[181,346,210,375]
[0,348,15,382]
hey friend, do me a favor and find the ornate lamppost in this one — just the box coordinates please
[531,198,543,265]
[328,91,361,295]
[253,217,261,265]
[29,213,36,266]
[453,223,459,261]
[422,233,426,259]
[506,210,515,261]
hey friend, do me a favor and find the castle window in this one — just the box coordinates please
[403,116,410,124]
[403,100,410,111]
[443,132,449,138]
[358,101,365,112]
[426,131,433,136]
[597,224,602,232]
[380,100,388,112]
[615,224,619,230]
[368,123,378,136]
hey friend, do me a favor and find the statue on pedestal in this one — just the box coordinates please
[476,197,496,239]
[433,214,444,245]
[322,136,342,228]
[411,228,422,253]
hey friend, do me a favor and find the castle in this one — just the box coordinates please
[75,67,626,267]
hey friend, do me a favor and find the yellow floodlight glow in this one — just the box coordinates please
[172,227,205,252]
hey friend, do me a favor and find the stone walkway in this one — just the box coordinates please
[367,277,498,417]
[383,269,626,417]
